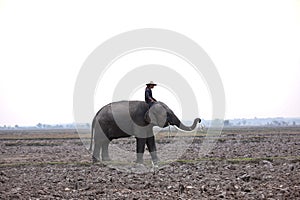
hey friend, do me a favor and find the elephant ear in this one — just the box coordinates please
[144,110,151,124]
[144,104,167,127]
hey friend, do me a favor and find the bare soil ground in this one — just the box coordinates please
[1,127,300,199]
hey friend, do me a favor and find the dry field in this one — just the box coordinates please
[1,127,300,199]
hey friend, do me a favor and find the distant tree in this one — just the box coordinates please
[224,120,230,126]
[293,121,296,126]
[272,120,280,126]
[281,121,288,126]
[15,125,19,128]
[37,123,43,128]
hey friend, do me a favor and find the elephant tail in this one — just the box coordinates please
[89,117,96,151]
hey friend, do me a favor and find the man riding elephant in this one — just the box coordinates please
[145,81,157,107]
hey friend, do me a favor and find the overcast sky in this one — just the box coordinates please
[0,0,299,126]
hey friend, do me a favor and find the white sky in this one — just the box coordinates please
[94,50,212,121]
[0,0,299,126]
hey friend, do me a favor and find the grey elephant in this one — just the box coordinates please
[89,101,201,164]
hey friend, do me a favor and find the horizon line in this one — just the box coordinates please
[1,116,300,127]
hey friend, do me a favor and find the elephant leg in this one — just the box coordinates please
[101,140,111,161]
[136,137,146,163]
[146,136,158,163]
[92,120,103,163]
[92,140,101,163]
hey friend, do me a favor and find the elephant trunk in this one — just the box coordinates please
[173,115,201,131]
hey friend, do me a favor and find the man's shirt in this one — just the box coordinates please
[145,87,154,104]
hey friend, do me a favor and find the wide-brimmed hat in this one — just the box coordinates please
[146,81,157,86]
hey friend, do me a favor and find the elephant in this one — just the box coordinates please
[89,100,201,164]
